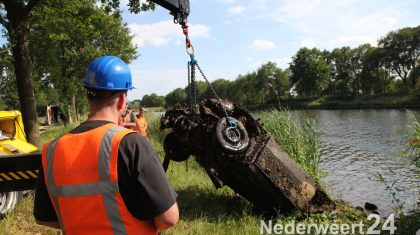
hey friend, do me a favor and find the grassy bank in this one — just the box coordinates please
[1,111,417,234]
[248,93,420,111]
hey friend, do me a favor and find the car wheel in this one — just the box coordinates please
[0,191,22,215]
[215,117,249,152]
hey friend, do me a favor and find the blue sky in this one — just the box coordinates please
[1,1,419,101]
[123,0,419,101]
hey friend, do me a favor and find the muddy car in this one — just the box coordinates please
[161,99,335,215]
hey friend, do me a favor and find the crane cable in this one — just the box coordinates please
[180,23,237,127]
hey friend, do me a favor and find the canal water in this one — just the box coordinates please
[290,109,420,216]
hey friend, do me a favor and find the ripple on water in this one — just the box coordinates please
[291,109,420,215]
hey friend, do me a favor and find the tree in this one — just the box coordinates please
[130,99,142,111]
[228,72,257,105]
[99,0,156,14]
[190,80,208,103]
[0,0,153,146]
[329,47,356,96]
[379,26,420,89]
[352,44,374,94]
[1,0,44,146]
[0,46,19,110]
[290,48,331,97]
[272,68,292,99]
[30,0,137,122]
[359,47,392,94]
[141,93,165,107]
[165,88,187,108]
[408,64,420,89]
[203,79,230,100]
[328,44,374,96]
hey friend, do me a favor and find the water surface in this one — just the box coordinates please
[291,109,420,215]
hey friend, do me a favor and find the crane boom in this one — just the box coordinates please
[151,0,190,24]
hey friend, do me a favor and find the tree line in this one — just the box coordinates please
[0,0,154,146]
[0,0,418,146]
[137,26,419,108]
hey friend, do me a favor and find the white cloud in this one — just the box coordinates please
[270,57,292,69]
[128,68,187,98]
[129,20,210,47]
[327,36,376,48]
[250,39,277,50]
[96,0,130,10]
[216,0,235,3]
[300,38,316,48]
[228,6,246,14]
[250,57,291,70]
[127,65,241,99]
[247,0,409,49]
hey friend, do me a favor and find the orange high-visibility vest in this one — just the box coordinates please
[135,116,147,137]
[42,123,157,235]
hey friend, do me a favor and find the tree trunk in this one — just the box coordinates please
[3,0,44,148]
[72,94,77,122]
[10,24,41,147]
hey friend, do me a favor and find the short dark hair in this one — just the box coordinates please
[86,88,126,101]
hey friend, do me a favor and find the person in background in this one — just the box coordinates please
[120,104,136,130]
[136,107,148,137]
[46,106,52,125]
[34,56,178,234]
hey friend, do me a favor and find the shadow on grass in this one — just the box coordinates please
[176,185,252,221]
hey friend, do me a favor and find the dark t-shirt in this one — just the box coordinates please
[34,120,177,221]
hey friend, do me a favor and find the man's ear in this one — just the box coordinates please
[117,92,126,111]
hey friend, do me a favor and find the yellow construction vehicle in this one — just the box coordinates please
[0,111,41,214]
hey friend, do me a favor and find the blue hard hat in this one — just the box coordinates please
[83,56,134,90]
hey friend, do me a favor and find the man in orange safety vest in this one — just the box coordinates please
[135,107,148,137]
[34,56,179,234]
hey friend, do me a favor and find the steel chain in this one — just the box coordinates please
[182,23,231,121]
[187,62,192,112]
[190,62,197,113]
[195,63,230,119]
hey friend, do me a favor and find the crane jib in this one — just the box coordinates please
[151,0,190,23]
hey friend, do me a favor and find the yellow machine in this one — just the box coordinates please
[0,111,41,214]
[0,111,39,155]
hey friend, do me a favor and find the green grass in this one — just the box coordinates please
[0,195,61,235]
[249,93,420,111]
[405,115,420,168]
[259,110,323,182]
[309,94,418,107]
[40,123,79,145]
[1,111,418,234]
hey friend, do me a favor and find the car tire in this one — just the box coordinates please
[215,117,249,152]
[0,191,23,215]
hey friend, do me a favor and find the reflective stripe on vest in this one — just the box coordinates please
[43,124,157,235]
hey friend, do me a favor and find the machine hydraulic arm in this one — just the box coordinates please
[151,0,190,24]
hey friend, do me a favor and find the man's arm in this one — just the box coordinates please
[153,202,179,230]
[33,169,61,229]
[118,133,179,227]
